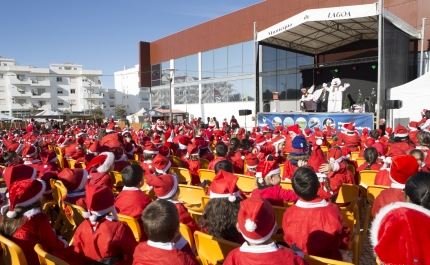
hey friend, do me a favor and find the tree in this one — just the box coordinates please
[62,109,72,114]
[92,105,104,118]
[343,98,350,110]
[29,104,39,115]
[114,104,127,118]
[356,89,364,105]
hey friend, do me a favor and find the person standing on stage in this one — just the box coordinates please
[327,78,350,112]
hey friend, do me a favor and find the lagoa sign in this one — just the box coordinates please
[328,11,351,18]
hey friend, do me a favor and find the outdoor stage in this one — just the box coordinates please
[257,112,374,132]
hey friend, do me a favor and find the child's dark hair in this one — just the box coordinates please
[2,151,17,162]
[143,153,157,161]
[369,130,380,140]
[409,149,424,163]
[364,147,378,169]
[229,138,240,152]
[0,201,41,236]
[214,160,233,174]
[404,172,430,210]
[121,165,143,187]
[199,197,242,243]
[97,129,107,141]
[292,167,319,201]
[418,131,430,148]
[215,144,228,158]
[240,139,251,150]
[142,200,179,242]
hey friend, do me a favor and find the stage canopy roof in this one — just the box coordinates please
[256,2,421,55]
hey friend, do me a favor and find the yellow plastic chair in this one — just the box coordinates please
[0,234,28,265]
[320,145,329,153]
[178,184,206,212]
[118,214,141,242]
[54,146,63,156]
[179,223,195,249]
[56,154,65,169]
[188,209,203,223]
[129,160,140,165]
[109,171,124,193]
[356,158,366,167]
[305,254,354,265]
[341,204,361,265]
[358,170,379,189]
[47,145,54,151]
[34,243,69,265]
[198,169,216,185]
[79,162,86,168]
[134,153,142,161]
[51,179,71,234]
[280,181,293,190]
[201,196,210,209]
[279,164,284,177]
[171,156,183,167]
[194,231,240,265]
[41,199,57,224]
[282,152,289,159]
[350,152,360,161]
[199,158,210,169]
[140,181,157,201]
[235,174,256,194]
[64,202,86,230]
[66,159,76,169]
[271,205,288,243]
[335,184,360,215]
[170,167,192,185]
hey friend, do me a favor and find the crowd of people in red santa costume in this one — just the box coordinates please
[0,109,429,265]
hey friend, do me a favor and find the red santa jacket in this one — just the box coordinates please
[409,130,419,146]
[63,192,87,218]
[10,211,68,265]
[341,134,361,152]
[283,135,293,153]
[132,241,199,265]
[170,200,200,235]
[38,162,62,200]
[88,171,113,190]
[282,198,350,261]
[356,161,383,172]
[282,159,298,181]
[101,133,123,149]
[200,152,214,162]
[140,160,155,177]
[74,218,137,264]
[374,169,392,187]
[251,185,299,207]
[175,149,188,161]
[181,159,201,185]
[227,150,245,174]
[115,188,152,242]
[387,141,415,155]
[371,188,403,218]
[224,242,307,265]
[317,170,344,201]
[207,157,227,171]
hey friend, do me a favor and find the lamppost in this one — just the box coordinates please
[68,99,76,113]
[162,68,176,122]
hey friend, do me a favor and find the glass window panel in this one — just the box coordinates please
[242,41,254,66]
[228,66,242,76]
[152,88,170,109]
[151,64,161,82]
[287,51,296,58]
[277,49,287,60]
[228,43,242,68]
[214,69,227,78]
[174,57,186,83]
[243,64,254,75]
[214,82,228,102]
[277,59,287,71]
[262,61,276,72]
[277,75,287,100]
[202,50,214,79]
[242,78,255,101]
[228,80,242,102]
[188,85,199,104]
[151,80,161,87]
[262,76,276,100]
[297,55,313,66]
[186,54,199,81]
[287,74,297,99]
[161,61,170,70]
[202,83,214,103]
[287,56,297,69]
[214,47,227,70]
[174,86,186,104]
[262,46,276,62]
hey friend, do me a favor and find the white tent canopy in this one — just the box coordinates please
[257,3,421,55]
[389,72,430,126]
[35,110,64,116]
[0,113,17,121]
[126,108,147,123]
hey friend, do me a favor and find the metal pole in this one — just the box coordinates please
[420,18,426,76]
[89,83,92,115]
[376,0,383,124]
[169,77,172,122]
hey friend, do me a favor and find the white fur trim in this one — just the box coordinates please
[240,223,277,245]
[114,154,128,163]
[122,186,140,191]
[23,208,41,219]
[178,142,187,150]
[296,199,328,208]
[25,148,37,158]
[394,133,408,138]
[31,168,37,179]
[155,160,171,174]
[89,205,118,224]
[370,202,430,249]
[245,219,257,232]
[157,176,178,199]
[390,182,405,189]
[96,152,115,173]
[210,190,240,199]
[239,242,278,253]
[144,149,159,155]
[66,191,86,198]
[147,240,174,250]
[75,169,88,192]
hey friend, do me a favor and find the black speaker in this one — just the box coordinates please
[382,100,403,109]
[263,103,270,112]
[239,109,252,116]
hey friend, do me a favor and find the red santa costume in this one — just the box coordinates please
[59,168,89,218]
[22,145,42,170]
[282,136,308,181]
[197,140,214,162]
[132,241,199,265]
[327,148,355,184]
[101,119,124,149]
[251,161,298,206]
[372,155,418,217]
[140,142,159,177]
[224,195,306,265]
[408,121,419,146]
[65,136,86,160]
[340,122,360,152]
[181,144,201,185]
[6,179,70,265]
[73,185,137,264]
[37,150,61,200]
[85,152,115,189]
[388,125,415,155]
[371,202,430,264]
[282,197,350,260]
[243,153,259,177]
[175,136,189,160]
[112,147,130,172]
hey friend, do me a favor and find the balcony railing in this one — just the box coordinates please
[30,79,51,87]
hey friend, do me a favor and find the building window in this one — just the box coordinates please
[17,75,25,81]
[71,89,76,94]
[59,67,62,70]
[37,89,45,95]
[151,61,170,87]
[58,101,64,106]
[57,89,63,94]
[70,77,76,83]
[109,102,115,107]
[39,101,45,106]
[0,74,3,79]
[174,54,198,83]
[57,77,62,82]
[0,89,4,92]
[0,99,5,105]
[199,78,255,104]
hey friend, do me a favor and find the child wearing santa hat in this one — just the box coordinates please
[133,200,199,265]
[251,160,298,206]
[139,142,159,177]
[371,172,430,264]
[196,139,214,162]
[114,165,152,242]
[416,130,430,169]
[1,179,70,265]
[175,135,190,160]
[389,125,415,155]
[282,167,350,261]
[22,145,41,169]
[111,147,130,172]
[207,143,229,171]
[372,155,419,217]
[145,174,199,251]
[37,150,61,200]
[223,195,306,265]
[356,147,383,172]
[181,144,202,185]
[243,153,259,177]
[59,168,89,219]
[282,136,309,182]
[65,136,86,160]
[252,135,286,165]
[409,149,430,172]
[85,152,115,189]
[340,122,360,152]
[227,138,246,174]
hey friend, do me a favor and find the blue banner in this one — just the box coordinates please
[257,112,374,132]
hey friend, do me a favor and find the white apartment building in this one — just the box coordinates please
[114,65,150,115]
[0,57,116,118]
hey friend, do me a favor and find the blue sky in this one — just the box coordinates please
[1,0,260,88]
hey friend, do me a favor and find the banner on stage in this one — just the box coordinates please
[257,112,374,132]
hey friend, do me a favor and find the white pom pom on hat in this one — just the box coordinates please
[89,214,98,222]
[228,195,236,202]
[316,139,323,145]
[6,211,17,218]
[245,219,257,232]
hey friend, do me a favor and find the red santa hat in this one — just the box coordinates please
[389,155,419,189]
[22,145,37,159]
[30,118,35,123]
[124,142,134,156]
[307,145,329,175]
[261,126,270,133]
[422,109,427,116]
[371,202,430,264]
[394,125,408,138]
[153,154,171,174]
[112,147,127,162]
[364,138,375,148]
[174,125,184,134]
[39,150,58,165]
[328,147,343,163]
[86,184,118,223]
[271,135,285,154]
[245,153,259,169]
[255,134,266,146]
[303,129,312,137]
[287,124,301,135]
[87,140,99,155]
[186,144,199,159]
[361,128,369,135]
[146,174,178,199]
[153,134,162,145]
[385,127,393,136]
[6,179,46,218]
[85,152,115,173]
[237,194,276,244]
[58,168,88,192]
[408,121,418,131]
[158,146,171,157]
[76,137,86,149]
[144,142,159,155]
[314,131,324,146]
[164,131,174,143]
[252,127,260,133]
[5,141,24,154]
[76,129,86,137]
[106,118,115,132]
[341,146,351,160]
[345,122,355,132]
[222,134,230,146]
[4,164,37,189]
[178,136,188,150]
[255,160,280,184]
[209,170,240,202]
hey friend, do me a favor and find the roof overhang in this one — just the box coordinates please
[257,3,421,55]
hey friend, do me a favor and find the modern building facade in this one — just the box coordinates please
[0,57,118,118]
[114,65,150,115]
[139,0,429,126]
